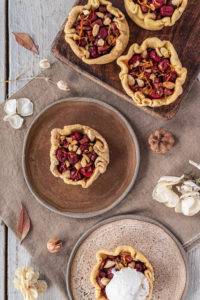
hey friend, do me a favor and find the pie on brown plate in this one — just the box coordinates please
[50,124,109,188]
[90,245,154,300]
[124,0,188,30]
[117,37,187,107]
[64,0,130,64]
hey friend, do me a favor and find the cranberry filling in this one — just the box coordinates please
[127,47,178,100]
[74,5,120,59]
[55,131,98,181]
[134,0,177,20]
[96,252,147,294]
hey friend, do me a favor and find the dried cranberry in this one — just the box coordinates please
[98,5,107,13]
[135,261,146,273]
[88,152,98,162]
[106,268,114,279]
[98,44,111,54]
[67,152,79,165]
[70,168,82,181]
[163,71,177,82]
[98,27,108,39]
[88,11,97,23]
[79,135,90,145]
[77,38,87,47]
[152,64,159,74]
[80,166,94,178]
[99,270,106,278]
[158,58,170,72]
[128,54,142,65]
[149,50,161,62]
[56,148,68,162]
[60,139,68,147]
[80,143,89,152]
[160,5,174,17]
[150,87,164,99]
[57,162,68,174]
[164,88,174,95]
[140,4,148,13]
[89,45,99,58]
[70,131,82,141]
[152,0,165,9]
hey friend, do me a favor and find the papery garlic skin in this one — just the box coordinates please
[57,80,70,91]
[39,58,50,69]
[14,267,47,300]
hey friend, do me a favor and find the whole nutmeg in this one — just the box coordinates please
[47,238,62,253]
[148,128,175,154]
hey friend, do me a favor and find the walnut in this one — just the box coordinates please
[148,128,175,154]
[47,238,62,253]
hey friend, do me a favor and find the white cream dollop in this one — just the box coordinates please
[105,267,149,300]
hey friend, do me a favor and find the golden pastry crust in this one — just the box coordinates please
[64,0,129,64]
[90,245,154,300]
[117,37,187,107]
[124,0,188,30]
[50,124,109,188]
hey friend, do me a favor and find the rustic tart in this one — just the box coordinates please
[124,0,188,30]
[64,0,129,64]
[117,37,187,107]
[90,245,154,300]
[50,124,109,188]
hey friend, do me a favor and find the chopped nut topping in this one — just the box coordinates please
[83,9,90,16]
[163,81,175,89]
[97,38,105,47]
[96,12,105,18]
[103,17,112,25]
[92,24,100,37]
[128,75,135,86]
[104,260,116,268]
[101,277,110,286]
[141,50,148,58]
[160,47,170,58]
[136,78,145,87]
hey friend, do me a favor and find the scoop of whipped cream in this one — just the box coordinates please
[105,267,149,300]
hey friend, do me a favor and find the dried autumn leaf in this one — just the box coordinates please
[17,204,31,243]
[12,32,39,55]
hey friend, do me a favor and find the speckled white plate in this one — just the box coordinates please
[66,215,188,300]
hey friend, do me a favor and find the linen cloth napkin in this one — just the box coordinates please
[0,61,200,297]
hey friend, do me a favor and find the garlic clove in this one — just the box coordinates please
[57,80,70,91]
[39,58,51,69]
[3,114,24,129]
[17,98,33,116]
[181,195,200,216]
[4,99,17,115]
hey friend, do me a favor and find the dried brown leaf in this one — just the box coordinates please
[17,204,31,243]
[12,32,39,55]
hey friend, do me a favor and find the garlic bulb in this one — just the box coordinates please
[14,267,47,300]
[152,174,200,217]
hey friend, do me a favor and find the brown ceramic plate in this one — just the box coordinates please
[22,98,140,218]
[66,215,188,300]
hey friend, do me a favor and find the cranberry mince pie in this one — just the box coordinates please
[90,245,154,300]
[117,37,187,107]
[124,0,188,30]
[64,0,129,64]
[50,125,109,188]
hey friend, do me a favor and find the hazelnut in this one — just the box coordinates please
[47,238,62,253]
[160,47,170,58]
[136,78,144,87]
[148,128,175,154]
[92,24,100,37]
[97,38,105,47]
[104,260,116,268]
[101,277,110,286]
[76,148,82,155]
[163,81,175,89]
[83,9,90,16]
[103,17,112,26]
[128,75,135,86]
[128,261,136,268]
[96,12,105,18]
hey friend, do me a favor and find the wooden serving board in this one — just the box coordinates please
[52,0,200,119]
